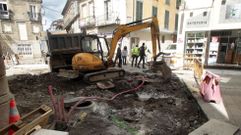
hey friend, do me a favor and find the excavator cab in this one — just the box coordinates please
[72,36,109,72]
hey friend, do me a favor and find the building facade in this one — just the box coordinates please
[0,0,44,64]
[177,0,241,68]
[62,0,178,61]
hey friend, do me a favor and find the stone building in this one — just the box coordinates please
[0,0,44,64]
[62,0,179,61]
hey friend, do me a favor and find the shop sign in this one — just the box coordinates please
[186,12,209,28]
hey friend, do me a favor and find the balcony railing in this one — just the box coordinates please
[0,10,10,19]
[95,12,117,26]
[28,12,41,22]
[80,16,96,27]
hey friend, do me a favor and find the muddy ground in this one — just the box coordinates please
[8,72,207,135]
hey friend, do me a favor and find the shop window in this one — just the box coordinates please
[190,12,193,17]
[221,0,226,5]
[17,44,32,55]
[203,11,207,16]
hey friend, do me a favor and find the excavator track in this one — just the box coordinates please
[83,68,125,83]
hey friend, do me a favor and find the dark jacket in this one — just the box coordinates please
[116,47,122,57]
[139,46,145,57]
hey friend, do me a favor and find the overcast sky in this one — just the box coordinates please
[42,0,66,30]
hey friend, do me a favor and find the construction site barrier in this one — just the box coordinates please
[200,71,222,103]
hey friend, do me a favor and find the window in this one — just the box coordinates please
[3,24,12,33]
[162,36,165,43]
[81,37,99,53]
[221,0,226,5]
[18,23,28,40]
[152,6,158,17]
[203,11,207,16]
[165,0,170,5]
[88,1,94,17]
[190,12,193,17]
[0,3,7,11]
[0,3,8,15]
[30,5,38,20]
[164,10,169,29]
[136,0,143,21]
[18,44,32,55]
[104,0,111,20]
[175,14,178,31]
[33,25,39,33]
[81,4,87,18]
[176,0,181,9]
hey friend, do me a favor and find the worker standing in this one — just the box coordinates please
[131,45,139,67]
[114,44,122,68]
[137,43,146,68]
[122,46,128,65]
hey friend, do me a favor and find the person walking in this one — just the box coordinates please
[131,45,139,67]
[137,43,146,68]
[114,44,122,68]
[122,46,128,65]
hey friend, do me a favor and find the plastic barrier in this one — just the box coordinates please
[200,71,222,103]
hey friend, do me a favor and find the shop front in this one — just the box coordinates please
[207,29,241,66]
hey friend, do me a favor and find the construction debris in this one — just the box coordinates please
[0,105,52,135]
[8,72,208,134]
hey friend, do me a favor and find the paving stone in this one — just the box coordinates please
[189,119,239,135]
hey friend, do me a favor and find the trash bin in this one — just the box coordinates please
[200,71,222,103]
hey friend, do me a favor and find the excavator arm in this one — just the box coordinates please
[107,17,161,65]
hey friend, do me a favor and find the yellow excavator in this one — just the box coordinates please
[47,17,161,83]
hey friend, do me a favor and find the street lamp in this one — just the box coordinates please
[115,17,120,25]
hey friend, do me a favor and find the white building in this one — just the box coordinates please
[62,0,178,62]
[177,0,241,69]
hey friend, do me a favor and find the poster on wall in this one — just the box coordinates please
[208,42,219,64]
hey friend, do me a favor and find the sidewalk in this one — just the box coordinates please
[174,69,241,134]
[6,64,50,77]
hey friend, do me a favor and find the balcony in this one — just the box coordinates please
[0,10,10,19]
[28,12,41,22]
[79,16,96,28]
[95,12,118,27]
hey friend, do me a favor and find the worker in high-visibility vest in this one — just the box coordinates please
[131,44,139,67]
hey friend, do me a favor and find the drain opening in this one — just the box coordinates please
[77,101,93,108]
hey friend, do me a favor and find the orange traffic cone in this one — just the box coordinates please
[8,98,20,135]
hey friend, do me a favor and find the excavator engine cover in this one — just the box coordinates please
[72,53,105,72]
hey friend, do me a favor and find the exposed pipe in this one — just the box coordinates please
[66,76,145,120]
[48,76,145,122]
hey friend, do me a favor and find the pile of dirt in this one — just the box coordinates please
[8,72,207,134]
